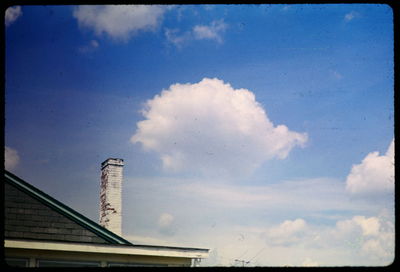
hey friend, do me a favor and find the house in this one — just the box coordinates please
[4,169,209,267]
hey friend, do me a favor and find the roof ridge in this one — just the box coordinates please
[4,170,133,246]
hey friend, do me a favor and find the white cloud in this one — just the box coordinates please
[335,215,380,239]
[256,214,393,265]
[5,146,19,171]
[265,218,308,246]
[73,5,166,41]
[353,216,380,236]
[344,11,360,22]
[158,212,174,228]
[333,214,394,264]
[193,19,227,43]
[131,78,307,177]
[178,182,272,208]
[176,177,380,218]
[274,219,307,236]
[165,19,228,47]
[232,213,393,266]
[123,174,394,266]
[345,139,394,195]
[5,6,22,26]
[164,28,191,48]
[158,212,176,236]
[361,239,386,259]
[301,257,319,267]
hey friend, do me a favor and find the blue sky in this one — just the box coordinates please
[5,4,394,266]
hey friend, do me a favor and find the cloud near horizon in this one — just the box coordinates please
[264,218,308,246]
[332,214,394,263]
[131,78,307,177]
[196,212,393,266]
[158,212,174,228]
[345,139,394,195]
[158,212,176,236]
[123,172,394,266]
[73,5,166,41]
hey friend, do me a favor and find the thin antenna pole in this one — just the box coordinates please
[249,246,266,262]
[234,259,250,267]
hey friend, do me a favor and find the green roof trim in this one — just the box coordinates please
[4,170,133,246]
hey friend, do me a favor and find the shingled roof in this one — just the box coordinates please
[4,170,133,245]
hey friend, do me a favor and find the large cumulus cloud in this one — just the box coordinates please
[131,78,307,177]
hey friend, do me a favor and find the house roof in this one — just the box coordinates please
[4,170,209,257]
[4,170,133,245]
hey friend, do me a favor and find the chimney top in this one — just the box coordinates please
[101,158,124,169]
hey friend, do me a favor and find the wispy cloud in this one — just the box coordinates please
[345,139,394,195]
[164,28,191,48]
[281,5,292,12]
[131,78,307,177]
[5,6,22,27]
[177,177,377,216]
[73,5,167,41]
[178,182,272,208]
[165,19,228,47]
[158,212,176,236]
[78,39,99,53]
[193,19,227,43]
[5,146,19,171]
[203,5,215,11]
[330,69,343,79]
[158,212,174,227]
[344,11,360,22]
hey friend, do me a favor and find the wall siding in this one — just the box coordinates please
[4,183,109,244]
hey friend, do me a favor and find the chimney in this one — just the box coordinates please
[100,158,124,236]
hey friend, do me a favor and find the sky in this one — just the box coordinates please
[4,4,395,266]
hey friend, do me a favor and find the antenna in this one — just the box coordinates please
[248,246,266,263]
[234,259,250,267]
[233,245,266,266]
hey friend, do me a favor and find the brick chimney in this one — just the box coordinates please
[100,158,124,236]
